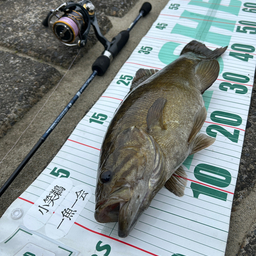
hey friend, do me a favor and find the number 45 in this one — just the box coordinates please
[169,3,180,10]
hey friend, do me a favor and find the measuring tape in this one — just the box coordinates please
[1,1,256,255]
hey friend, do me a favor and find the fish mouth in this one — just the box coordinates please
[95,184,143,237]
[118,200,141,238]
[95,198,126,223]
[95,199,139,238]
[95,186,130,223]
[95,187,144,238]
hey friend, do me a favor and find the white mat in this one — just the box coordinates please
[1,0,255,255]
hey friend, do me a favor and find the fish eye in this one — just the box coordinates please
[100,170,112,183]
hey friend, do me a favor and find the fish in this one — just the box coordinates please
[94,40,227,238]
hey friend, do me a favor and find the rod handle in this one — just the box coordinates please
[109,30,130,58]
[140,2,152,17]
[92,55,110,76]
[92,30,130,76]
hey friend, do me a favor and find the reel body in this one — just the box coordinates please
[44,1,98,47]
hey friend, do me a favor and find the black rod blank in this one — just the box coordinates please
[0,71,97,197]
[0,2,152,197]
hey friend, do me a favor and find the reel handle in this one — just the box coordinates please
[42,11,53,27]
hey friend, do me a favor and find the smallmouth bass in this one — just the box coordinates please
[95,40,227,237]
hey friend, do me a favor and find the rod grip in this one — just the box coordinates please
[92,55,110,76]
[109,30,130,58]
[140,2,152,17]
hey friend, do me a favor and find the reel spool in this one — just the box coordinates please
[44,1,94,47]
[53,11,87,44]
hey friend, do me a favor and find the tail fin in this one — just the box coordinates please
[180,40,227,59]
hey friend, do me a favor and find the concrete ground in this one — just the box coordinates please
[0,0,256,255]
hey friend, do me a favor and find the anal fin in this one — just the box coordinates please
[190,133,215,155]
[165,165,187,197]
[188,107,207,144]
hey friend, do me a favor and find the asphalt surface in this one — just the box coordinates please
[0,0,256,255]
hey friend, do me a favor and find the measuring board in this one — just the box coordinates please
[1,0,256,255]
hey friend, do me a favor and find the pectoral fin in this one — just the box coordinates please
[195,59,220,93]
[130,68,159,91]
[190,133,215,155]
[165,165,187,197]
[188,107,207,144]
[146,97,167,132]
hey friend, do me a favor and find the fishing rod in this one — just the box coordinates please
[0,1,152,197]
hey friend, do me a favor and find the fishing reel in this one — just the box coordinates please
[42,1,152,76]
[42,0,105,47]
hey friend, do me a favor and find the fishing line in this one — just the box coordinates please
[0,49,81,165]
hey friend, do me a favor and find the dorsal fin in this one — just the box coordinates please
[130,68,159,91]
[180,40,227,93]
[180,40,227,59]
[188,107,207,144]
[165,165,187,197]
[190,133,215,155]
[196,59,220,93]
[146,97,167,132]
